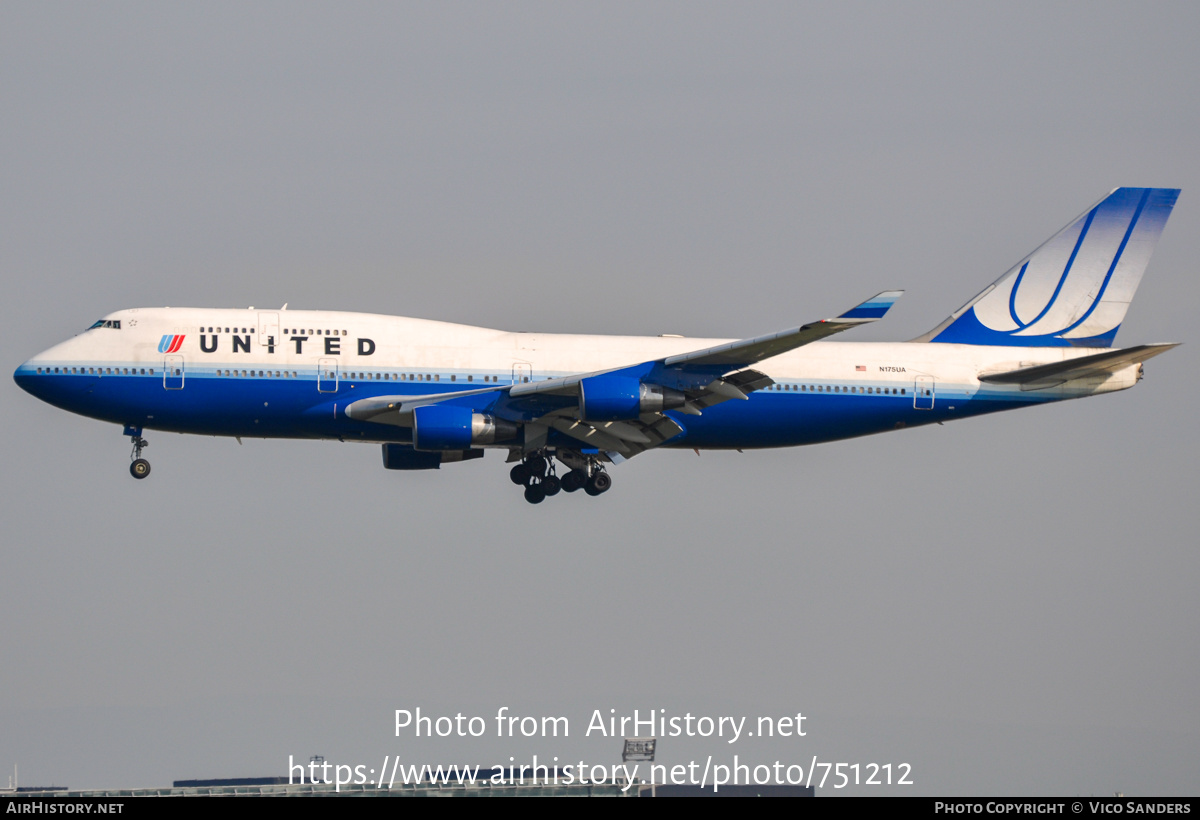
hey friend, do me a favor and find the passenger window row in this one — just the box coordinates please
[216,370,298,378]
[343,373,502,383]
[198,326,350,335]
[38,366,152,375]
[768,383,906,395]
[34,367,913,395]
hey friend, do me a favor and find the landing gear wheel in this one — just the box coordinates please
[524,483,546,504]
[585,471,612,496]
[561,470,586,493]
[542,474,561,496]
[128,433,150,479]
[510,463,530,485]
[525,454,547,477]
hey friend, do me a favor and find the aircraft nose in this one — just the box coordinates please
[14,359,45,399]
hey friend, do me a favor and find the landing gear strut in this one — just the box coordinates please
[514,450,610,503]
[129,433,151,479]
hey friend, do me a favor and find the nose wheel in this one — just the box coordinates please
[129,434,151,480]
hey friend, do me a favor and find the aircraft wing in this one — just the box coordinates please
[506,290,902,400]
[342,385,504,425]
[344,291,902,457]
[521,367,776,458]
[661,290,904,367]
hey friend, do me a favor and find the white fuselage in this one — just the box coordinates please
[15,307,1139,451]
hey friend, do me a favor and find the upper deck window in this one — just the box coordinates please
[87,319,121,330]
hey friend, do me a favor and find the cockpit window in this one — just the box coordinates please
[87,320,121,330]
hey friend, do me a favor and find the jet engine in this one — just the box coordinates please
[578,374,686,422]
[411,404,519,451]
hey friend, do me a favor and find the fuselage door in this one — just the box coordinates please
[258,312,279,352]
[318,357,338,393]
[914,376,934,410]
[512,361,532,385]
[164,355,185,390]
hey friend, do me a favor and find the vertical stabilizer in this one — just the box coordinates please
[916,187,1179,347]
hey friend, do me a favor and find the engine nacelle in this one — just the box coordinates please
[411,405,518,451]
[578,375,686,422]
[382,444,484,470]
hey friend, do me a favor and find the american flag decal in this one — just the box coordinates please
[856,365,866,371]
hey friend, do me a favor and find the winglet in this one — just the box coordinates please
[833,290,904,322]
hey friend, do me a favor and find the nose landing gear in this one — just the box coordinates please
[128,432,150,479]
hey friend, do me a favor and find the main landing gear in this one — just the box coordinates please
[128,432,151,479]
[510,451,611,504]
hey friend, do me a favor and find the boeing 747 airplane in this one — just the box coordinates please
[14,187,1180,503]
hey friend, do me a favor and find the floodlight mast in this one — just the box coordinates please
[622,737,656,796]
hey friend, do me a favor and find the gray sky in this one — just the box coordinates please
[2,2,1197,795]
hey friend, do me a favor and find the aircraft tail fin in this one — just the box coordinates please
[916,187,1180,347]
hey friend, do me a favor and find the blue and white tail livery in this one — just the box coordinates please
[919,187,1179,347]
[13,187,1181,503]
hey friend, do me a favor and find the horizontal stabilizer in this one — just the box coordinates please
[978,343,1179,385]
